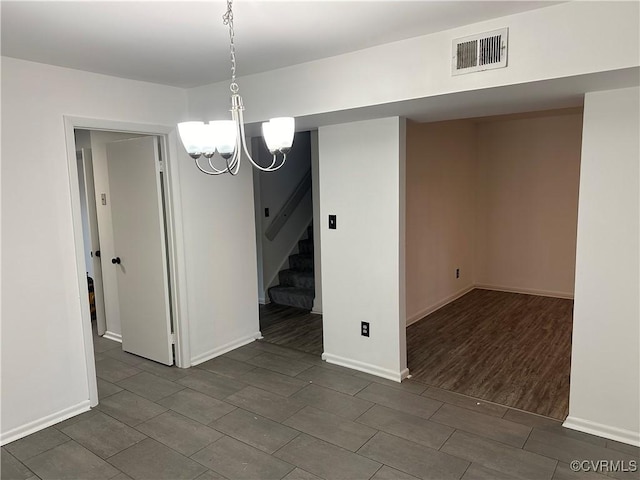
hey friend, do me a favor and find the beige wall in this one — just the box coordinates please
[406,110,582,324]
[406,120,476,324]
[475,112,582,297]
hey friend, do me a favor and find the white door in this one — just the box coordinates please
[106,137,173,365]
[80,148,107,336]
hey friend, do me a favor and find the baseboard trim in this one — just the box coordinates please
[321,353,408,382]
[475,284,574,300]
[563,416,640,447]
[103,331,122,343]
[190,332,262,366]
[406,285,474,326]
[1,400,91,446]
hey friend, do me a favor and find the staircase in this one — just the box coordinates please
[268,224,315,310]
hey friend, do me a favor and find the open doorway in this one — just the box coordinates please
[404,108,582,420]
[66,118,188,406]
[251,131,323,356]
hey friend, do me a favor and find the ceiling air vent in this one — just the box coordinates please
[452,28,508,75]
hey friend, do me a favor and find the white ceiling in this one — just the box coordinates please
[1,0,560,88]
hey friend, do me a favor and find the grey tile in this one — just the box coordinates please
[282,468,323,480]
[606,439,640,457]
[226,386,304,422]
[116,372,184,401]
[352,372,429,395]
[135,411,222,456]
[246,352,314,377]
[61,412,146,459]
[98,390,167,427]
[177,369,247,400]
[53,409,100,430]
[102,347,146,366]
[295,366,371,396]
[95,358,141,384]
[5,427,70,461]
[422,387,508,418]
[552,463,610,480]
[442,431,557,480]
[284,406,376,452]
[274,433,380,480]
[194,471,227,480]
[23,441,120,480]
[93,335,121,354]
[197,357,256,378]
[108,438,206,480]
[356,383,442,420]
[135,360,191,382]
[111,474,134,480]
[292,384,373,420]
[222,344,262,362]
[157,389,236,425]
[359,431,469,480]
[97,378,123,400]
[250,341,312,361]
[240,368,307,397]
[192,436,294,480]
[1,448,36,480]
[430,403,531,448]
[462,463,517,480]
[502,409,562,429]
[211,408,299,454]
[536,424,608,447]
[371,465,421,480]
[524,428,638,480]
[356,404,453,450]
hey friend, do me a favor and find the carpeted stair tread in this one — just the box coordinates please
[279,269,315,289]
[268,286,315,310]
[289,253,313,271]
[298,238,314,254]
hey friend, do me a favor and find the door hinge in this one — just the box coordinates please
[170,333,176,345]
[158,159,164,172]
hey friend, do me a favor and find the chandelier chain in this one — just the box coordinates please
[223,0,239,94]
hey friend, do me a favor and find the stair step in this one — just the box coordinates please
[268,286,314,310]
[298,238,314,255]
[279,269,314,289]
[307,224,313,239]
[289,253,313,271]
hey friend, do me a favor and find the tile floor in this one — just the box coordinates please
[2,335,638,480]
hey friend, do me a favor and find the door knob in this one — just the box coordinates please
[95,250,101,258]
[111,257,121,265]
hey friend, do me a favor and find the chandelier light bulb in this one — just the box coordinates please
[210,120,237,158]
[177,121,205,158]
[262,117,295,153]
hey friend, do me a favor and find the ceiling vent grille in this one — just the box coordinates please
[452,28,508,75]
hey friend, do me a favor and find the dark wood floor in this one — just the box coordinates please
[259,303,323,356]
[407,289,573,420]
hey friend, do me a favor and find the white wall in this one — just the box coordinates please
[187,2,639,126]
[253,132,313,302]
[405,120,476,324]
[475,112,582,297]
[565,87,640,446]
[0,57,260,443]
[319,117,407,381]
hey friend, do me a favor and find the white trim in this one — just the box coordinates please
[475,284,574,299]
[406,285,474,326]
[322,353,409,382]
[258,296,269,305]
[0,401,91,446]
[310,308,322,315]
[190,332,262,366]
[563,416,640,447]
[103,331,122,343]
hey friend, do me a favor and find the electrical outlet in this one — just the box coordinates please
[456,268,460,279]
[329,214,337,230]
[361,321,370,337]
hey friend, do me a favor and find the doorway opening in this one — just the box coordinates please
[404,108,582,420]
[252,131,324,356]
[66,117,188,406]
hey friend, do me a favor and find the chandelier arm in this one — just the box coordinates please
[195,157,228,176]
[206,156,233,175]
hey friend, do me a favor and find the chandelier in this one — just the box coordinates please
[177,0,295,176]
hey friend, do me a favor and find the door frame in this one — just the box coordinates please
[64,116,191,407]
